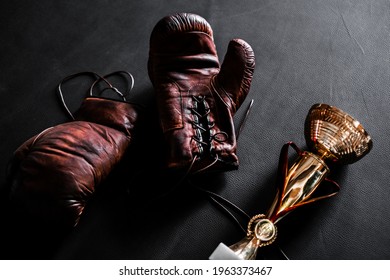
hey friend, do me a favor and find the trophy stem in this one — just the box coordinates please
[267,151,330,223]
[224,143,341,260]
[229,236,260,260]
[227,215,278,260]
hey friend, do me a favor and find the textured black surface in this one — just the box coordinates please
[1,0,389,260]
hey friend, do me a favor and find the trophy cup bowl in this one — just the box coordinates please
[209,103,372,260]
[305,103,372,164]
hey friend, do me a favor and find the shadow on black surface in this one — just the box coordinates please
[0,182,71,260]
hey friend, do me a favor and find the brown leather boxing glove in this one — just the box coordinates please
[148,13,255,174]
[7,73,141,229]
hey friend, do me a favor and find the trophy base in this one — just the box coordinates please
[209,243,242,260]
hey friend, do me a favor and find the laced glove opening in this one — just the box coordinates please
[148,13,255,174]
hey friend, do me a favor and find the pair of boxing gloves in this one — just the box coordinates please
[7,13,256,229]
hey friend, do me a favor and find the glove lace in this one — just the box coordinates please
[190,95,227,157]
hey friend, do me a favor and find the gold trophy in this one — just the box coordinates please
[209,103,373,260]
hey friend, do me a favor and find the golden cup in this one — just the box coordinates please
[210,103,372,260]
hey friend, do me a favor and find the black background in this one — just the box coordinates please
[1,0,389,260]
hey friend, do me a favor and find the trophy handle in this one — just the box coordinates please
[273,141,303,209]
[270,142,340,222]
[298,177,340,206]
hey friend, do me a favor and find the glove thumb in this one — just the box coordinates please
[216,39,255,111]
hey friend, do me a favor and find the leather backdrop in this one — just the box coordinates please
[0,0,389,260]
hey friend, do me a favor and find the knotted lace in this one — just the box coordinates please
[189,95,228,157]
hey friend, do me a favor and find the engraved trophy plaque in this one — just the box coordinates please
[209,103,373,260]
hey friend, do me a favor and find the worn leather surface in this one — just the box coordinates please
[6,97,141,230]
[148,13,255,173]
[1,0,389,260]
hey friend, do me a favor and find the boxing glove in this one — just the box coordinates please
[7,75,142,229]
[148,13,255,174]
